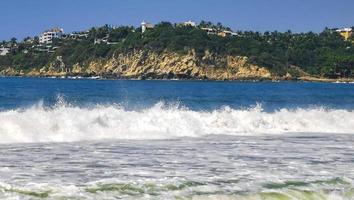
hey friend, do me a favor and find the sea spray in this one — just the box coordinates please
[0,100,353,144]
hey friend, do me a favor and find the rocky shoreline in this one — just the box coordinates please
[1,50,353,83]
[2,74,353,83]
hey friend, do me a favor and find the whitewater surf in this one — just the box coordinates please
[1,78,354,199]
[0,101,353,143]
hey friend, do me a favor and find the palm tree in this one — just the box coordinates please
[10,37,17,46]
[23,36,31,42]
[216,22,223,31]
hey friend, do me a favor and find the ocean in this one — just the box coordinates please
[0,77,354,199]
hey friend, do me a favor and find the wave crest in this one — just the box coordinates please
[0,102,353,143]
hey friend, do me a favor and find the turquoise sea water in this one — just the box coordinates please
[0,77,354,199]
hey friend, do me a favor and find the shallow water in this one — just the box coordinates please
[0,135,354,199]
[0,78,354,199]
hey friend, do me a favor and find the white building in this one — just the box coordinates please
[64,31,89,40]
[218,30,238,37]
[201,27,217,35]
[39,28,64,44]
[336,27,352,32]
[0,47,10,56]
[183,20,196,27]
[141,21,154,33]
[201,27,237,37]
[335,27,353,40]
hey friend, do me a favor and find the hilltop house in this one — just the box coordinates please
[336,28,353,40]
[201,27,237,37]
[218,30,238,37]
[141,21,154,33]
[39,28,64,44]
[201,27,218,35]
[181,20,196,27]
[63,30,89,40]
[94,36,108,44]
[24,37,34,44]
[0,46,10,56]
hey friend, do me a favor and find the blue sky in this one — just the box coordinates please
[1,0,353,41]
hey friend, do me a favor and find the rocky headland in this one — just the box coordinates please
[0,50,296,81]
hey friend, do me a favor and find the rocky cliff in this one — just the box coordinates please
[1,50,272,80]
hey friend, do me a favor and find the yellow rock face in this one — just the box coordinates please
[94,50,271,80]
[0,50,273,80]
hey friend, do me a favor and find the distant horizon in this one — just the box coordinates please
[1,0,353,41]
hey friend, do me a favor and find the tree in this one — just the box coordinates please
[216,22,223,31]
[10,37,17,45]
[109,26,132,42]
[33,36,39,45]
[349,32,354,41]
[23,36,33,43]
[1,20,354,79]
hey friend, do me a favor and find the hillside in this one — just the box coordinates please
[0,21,353,80]
[1,50,273,80]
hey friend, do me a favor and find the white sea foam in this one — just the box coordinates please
[0,101,353,143]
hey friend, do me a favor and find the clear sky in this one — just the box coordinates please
[1,0,353,41]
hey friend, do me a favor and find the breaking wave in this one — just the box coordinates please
[0,98,354,143]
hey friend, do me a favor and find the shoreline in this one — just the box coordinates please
[1,74,354,83]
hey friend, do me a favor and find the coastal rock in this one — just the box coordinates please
[101,50,272,80]
[72,64,83,74]
[0,50,273,80]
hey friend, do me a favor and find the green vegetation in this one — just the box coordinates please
[1,22,353,78]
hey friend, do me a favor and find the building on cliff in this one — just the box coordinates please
[201,27,218,35]
[218,30,238,37]
[141,21,154,33]
[0,46,10,56]
[181,20,197,27]
[335,28,353,40]
[39,28,64,44]
[63,30,89,40]
[201,28,237,37]
[24,37,34,44]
